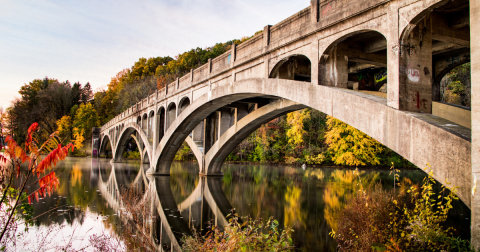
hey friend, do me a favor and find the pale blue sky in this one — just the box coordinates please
[0,0,310,109]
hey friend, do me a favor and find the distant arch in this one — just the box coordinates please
[99,134,113,159]
[114,123,152,164]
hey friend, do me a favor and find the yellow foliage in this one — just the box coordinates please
[56,116,72,138]
[284,185,305,228]
[286,109,310,145]
[73,127,85,150]
[325,116,383,166]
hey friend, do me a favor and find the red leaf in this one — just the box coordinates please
[28,122,38,134]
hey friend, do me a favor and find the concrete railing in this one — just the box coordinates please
[432,101,471,129]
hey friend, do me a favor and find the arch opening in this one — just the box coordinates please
[269,55,311,82]
[319,30,387,96]
[156,107,166,146]
[166,103,177,130]
[148,111,155,144]
[114,126,146,162]
[399,0,470,114]
[178,97,191,115]
[99,135,113,159]
[142,113,148,134]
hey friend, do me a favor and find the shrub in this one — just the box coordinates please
[182,215,294,252]
[331,165,476,252]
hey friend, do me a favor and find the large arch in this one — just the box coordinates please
[152,78,471,206]
[114,122,152,164]
[99,134,113,158]
[398,0,470,112]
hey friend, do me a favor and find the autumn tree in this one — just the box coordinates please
[73,103,100,144]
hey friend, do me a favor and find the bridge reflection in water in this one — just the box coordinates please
[93,159,238,251]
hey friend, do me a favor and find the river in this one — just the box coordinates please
[23,157,470,251]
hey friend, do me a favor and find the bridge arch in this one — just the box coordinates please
[136,115,141,126]
[269,54,312,82]
[148,110,155,143]
[398,0,470,110]
[319,29,387,91]
[141,113,148,134]
[152,78,471,206]
[178,97,191,116]
[166,102,177,129]
[156,106,166,145]
[99,134,113,158]
[114,122,152,164]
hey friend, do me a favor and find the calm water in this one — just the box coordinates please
[25,157,471,251]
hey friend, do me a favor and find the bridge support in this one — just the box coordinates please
[471,0,480,248]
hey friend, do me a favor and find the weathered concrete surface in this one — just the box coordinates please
[153,78,471,207]
[432,101,471,129]
[471,0,480,247]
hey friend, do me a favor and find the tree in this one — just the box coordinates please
[0,123,74,248]
[56,116,72,141]
[73,103,100,142]
[325,116,384,166]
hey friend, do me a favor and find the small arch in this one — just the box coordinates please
[269,55,311,82]
[166,102,177,130]
[148,110,155,144]
[137,116,141,125]
[156,107,166,146]
[142,113,148,134]
[178,97,191,115]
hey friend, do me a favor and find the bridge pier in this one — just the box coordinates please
[471,0,480,248]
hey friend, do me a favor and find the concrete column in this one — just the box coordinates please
[311,39,319,86]
[386,1,400,109]
[471,0,480,248]
[399,14,433,113]
[231,43,236,67]
[203,114,217,154]
[310,0,319,23]
[208,58,212,73]
[236,103,249,121]
[218,109,232,139]
[176,77,180,89]
[263,25,271,48]
[323,44,348,88]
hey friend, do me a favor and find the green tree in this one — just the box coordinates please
[73,103,100,142]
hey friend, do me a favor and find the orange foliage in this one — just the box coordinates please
[2,122,75,204]
[36,143,74,177]
[156,75,168,90]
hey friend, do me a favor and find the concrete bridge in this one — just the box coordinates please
[93,0,479,245]
[93,160,236,251]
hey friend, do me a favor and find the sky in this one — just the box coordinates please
[0,0,310,109]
